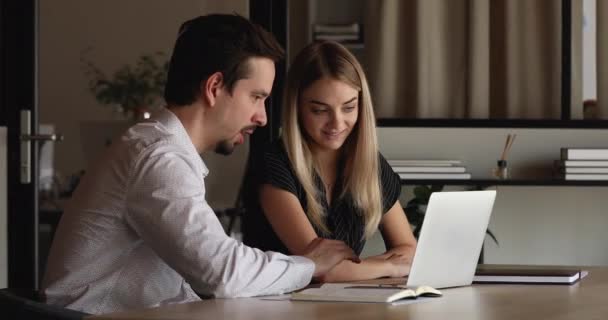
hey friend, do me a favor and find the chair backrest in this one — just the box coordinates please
[0,288,89,320]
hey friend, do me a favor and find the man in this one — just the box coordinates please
[42,14,358,315]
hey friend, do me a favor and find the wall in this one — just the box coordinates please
[39,0,249,208]
[288,0,310,65]
[0,127,7,287]
[361,127,608,266]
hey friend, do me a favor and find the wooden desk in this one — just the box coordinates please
[89,267,608,320]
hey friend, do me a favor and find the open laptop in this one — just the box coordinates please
[406,190,497,289]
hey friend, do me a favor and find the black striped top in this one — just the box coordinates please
[242,141,402,255]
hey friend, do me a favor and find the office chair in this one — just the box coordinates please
[0,288,89,320]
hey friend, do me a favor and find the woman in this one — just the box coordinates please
[242,41,417,282]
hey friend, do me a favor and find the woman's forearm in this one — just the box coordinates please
[317,258,393,283]
[317,244,418,282]
[366,244,416,262]
[387,244,416,260]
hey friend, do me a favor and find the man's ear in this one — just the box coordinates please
[202,72,224,107]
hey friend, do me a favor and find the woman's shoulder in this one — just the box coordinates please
[260,139,298,176]
[258,139,302,195]
[377,152,393,171]
[377,152,400,186]
[377,152,402,212]
[263,139,290,162]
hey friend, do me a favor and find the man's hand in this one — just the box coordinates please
[302,237,360,278]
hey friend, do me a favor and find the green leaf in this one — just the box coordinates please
[81,50,168,117]
[485,229,499,245]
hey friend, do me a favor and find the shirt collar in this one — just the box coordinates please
[153,108,209,177]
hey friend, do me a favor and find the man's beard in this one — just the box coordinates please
[214,139,235,155]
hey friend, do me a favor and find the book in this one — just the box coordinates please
[388,160,462,167]
[313,23,360,34]
[391,166,467,173]
[291,283,442,303]
[561,167,608,174]
[398,173,471,180]
[473,267,588,284]
[562,173,608,180]
[559,160,608,167]
[561,148,608,160]
[313,33,360,41]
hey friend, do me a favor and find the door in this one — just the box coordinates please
[0,0,39,289]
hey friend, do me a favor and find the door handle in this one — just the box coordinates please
[19,110,64,184]
[20,133,65,142]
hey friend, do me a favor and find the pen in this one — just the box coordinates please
[344,284,408,290]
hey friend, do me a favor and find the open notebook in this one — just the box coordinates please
[291,283,442,303]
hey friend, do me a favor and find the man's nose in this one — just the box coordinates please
[253,104,268,127]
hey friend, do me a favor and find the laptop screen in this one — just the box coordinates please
[406,190,497,289]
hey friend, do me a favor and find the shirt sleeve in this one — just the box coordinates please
[379,153,402,213]
[124,141,314,298]
[260,143,299,196]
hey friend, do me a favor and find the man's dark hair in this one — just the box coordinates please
[164,14,285,106]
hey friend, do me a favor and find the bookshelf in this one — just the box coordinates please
[252,1,608,267]
[284,3,608,187]
[399,178,608,187]
[288,0,365,65]
[378,126,608,187]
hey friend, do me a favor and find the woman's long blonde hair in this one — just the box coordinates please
[281,41,382,239]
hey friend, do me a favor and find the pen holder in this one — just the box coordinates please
[493,160,510,179]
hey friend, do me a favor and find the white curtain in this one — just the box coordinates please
[365,0,566,119]
[598,0,608,118]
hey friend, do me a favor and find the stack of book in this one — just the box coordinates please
[474,266,588,285]
[312,23,362,44]
[558,148,608,180]
[388,160,471,180]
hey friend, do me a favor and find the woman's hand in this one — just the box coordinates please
[384,253,411,278]
[302,237,361,280]
[366,252,411,278]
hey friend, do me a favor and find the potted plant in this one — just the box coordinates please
[81,50,169,121]
[404,185,444,239]
[404,185,498,263]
